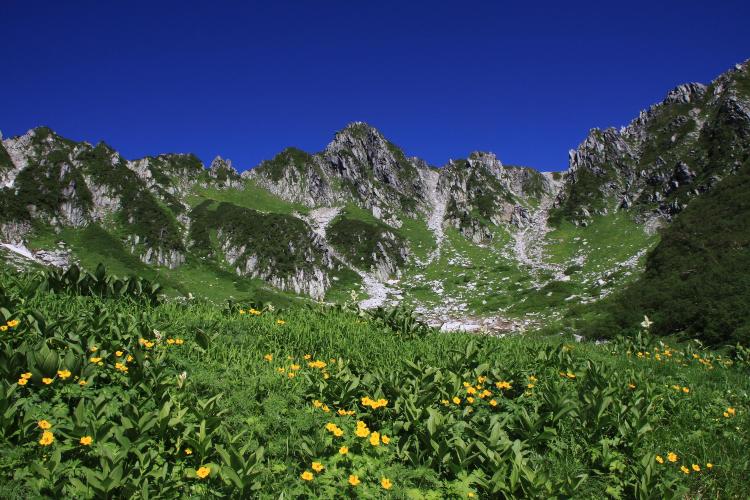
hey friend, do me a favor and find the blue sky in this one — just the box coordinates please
[1,1,748,171]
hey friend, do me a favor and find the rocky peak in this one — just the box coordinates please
[208,156,242,188]
[324,122,418,187]
[664,83,707,105]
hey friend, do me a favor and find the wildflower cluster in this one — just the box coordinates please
[360,396,388,409]
[655,451,714,476]
[0,318,20,332]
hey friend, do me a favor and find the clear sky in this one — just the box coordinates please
[1,1,748,171]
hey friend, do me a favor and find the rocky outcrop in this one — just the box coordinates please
[207,156,243,189]
[441,152,554,241]
[246,122,432,220]
[554,59,750,225]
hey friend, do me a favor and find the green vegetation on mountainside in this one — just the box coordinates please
[189,181,308,215]
[25,225,300,307]
[0,264,748,497]
[545,213,657,277]
[254,147,320,182]
[588,160,750,345]
[0,143,13,173]
[328,213,405,271]
[189,201,327,277]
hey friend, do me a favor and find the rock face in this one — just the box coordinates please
[0,128,193,269]
[247,124,554,242]
[207,156,243,189]
[440,153,553,242]
[245,122,431,221]
[554,59,750,225]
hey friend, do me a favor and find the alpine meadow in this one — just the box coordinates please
[2,2,750,497]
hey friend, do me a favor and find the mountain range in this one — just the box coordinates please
[2,59,749,343]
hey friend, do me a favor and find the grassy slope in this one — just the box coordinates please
[545,214,655,273]
[188,181,309,215]
[0,266,747,497]
[26,225,301,307]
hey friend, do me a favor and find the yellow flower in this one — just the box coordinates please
[196,466,210,479]
[680,465,690,475]
[441,399,449,406]
[185,448,193,455]
[321,404,329,412]
[175,338,184,345]
[466,397,475,404]
[144,341,154,348]
[39,430,54,446]
[276,319,286,325]
[115,350,124,357]
[290,364,301,371]
[655,455,664,464]
[369,431,381,446]
[380,477,392,490]
[727,407,736,416]
[477,376,487,384]
[452,397,461,405]
[528,375,538,382]
[79,380,88,386]
[566,372,576,379]
[355,426,370,438]
[323,372,330,379]
[489,399,498,407]
[90,346,98,352]
[301,470,313,481]
[0,325,7,332]
[692,464,700,472]
[682,387,689,394]
[89,357,102,363]
[21,372,32,379]
[312,461,324,472]
[7,319,20,328]
[264,353,273,362]
[167,338,175,345]
[38,420,52,430]
[313,400,323,408]
[496,381,512,390]
[239,309,246,314]
[706,463,713,469]
[18,378,27,386]
[628,383,636,389]
[355,421,370,437]
[466,386,477,395]
[348,474,360,486]
[126,355,133,362]
[57,369,71,379]
[287,372,295,379]
[42,377,53,385]
[667,452,678,463]
[382,434,391,444]
[79,436,93,446]
[339,446,349,455]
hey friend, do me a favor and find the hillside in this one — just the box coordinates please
[0,264,748,497]
[1,59,749,344]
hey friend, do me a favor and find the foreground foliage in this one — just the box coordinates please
[0,266,748,498]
